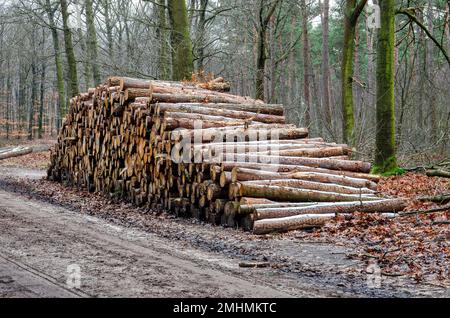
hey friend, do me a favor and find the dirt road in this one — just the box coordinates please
[0,189,303,298]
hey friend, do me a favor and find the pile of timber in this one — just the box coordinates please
[47,76,406,235]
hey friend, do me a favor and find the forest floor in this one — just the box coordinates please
[0,140,448,298]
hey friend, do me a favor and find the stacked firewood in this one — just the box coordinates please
[48,76,406,234]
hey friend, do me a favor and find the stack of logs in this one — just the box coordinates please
[48,77,406,235]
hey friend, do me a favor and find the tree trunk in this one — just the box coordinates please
[301,0,312,128]
[426,0,437,144]
[6,59,11,139]
[287,16,296,108]
[255,26,266,101]
[374,0,398,174]
[341,0,357,144]
[60,0,79,97]
[102,0,114,60]
[45,0,66,131]
[255,0,281,101]
[157,0,170,79]
[196,0,208,72]
[86,0,101,86]
[76,0,92,90]
[38,46,46,139]
[321,0,333,136]
[365,13,376,129]
[167,0,194,80]
[29,30,38,141]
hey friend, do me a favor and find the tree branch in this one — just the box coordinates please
[263,0,283,28]
[351,0,368,24]
[396,8,450,66]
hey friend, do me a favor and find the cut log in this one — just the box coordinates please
[157,103,285,123]
[253,214,336,235]
[418,194,450,204]
[254,199,407,220]
[222,154,371,173]
[171,125,307,142]
[240,197,276,205]
[165,111,262,125]
[260,147,348,158]
[152,92,260,105]
[238,202,319,215]
[219,162,380,182]
[120,77,152,91]
[240,179,375,195]
[124,88,152,101]
[234,183,380,202]
[230,167,378,190]
[163,117,250,130]
[119,77,231,93]
[426,169,450,178]
[0,146,33,160]
[156,102,285,116]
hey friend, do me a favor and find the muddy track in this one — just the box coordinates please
[0,253,85,298]
[0,189,299,297]
[0,167,446,298]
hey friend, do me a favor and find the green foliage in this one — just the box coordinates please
[372,159,405,177]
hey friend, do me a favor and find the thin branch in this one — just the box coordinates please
[396,8,450,66]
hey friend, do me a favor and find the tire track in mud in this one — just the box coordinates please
[0,253,88,298]
[0,190,298,298]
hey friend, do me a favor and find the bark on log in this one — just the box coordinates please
[171,126,307,142]
[262,147,348,158]
[235,183,380,202]
[238,202,319,215]
[157,103,285,123]
[119,77,231,93]
[156,102,284,116]
[124,88,152,101]
[240,179,375,195]
[426,169,450,178]
[163,117,253,130]
[253,214,336,235]
[254,199,407,220]
[222,154,371,173]
[219,162,380,182]
[152,92,259,105]
[0,146,33,160]
[231,167,378,190]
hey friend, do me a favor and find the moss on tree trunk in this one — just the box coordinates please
[157,0,170,80]
[86,0,101,86]
[60,0,79,97]
[45,0,66,131]
[168,0,194,81]
[373,0,398,174]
